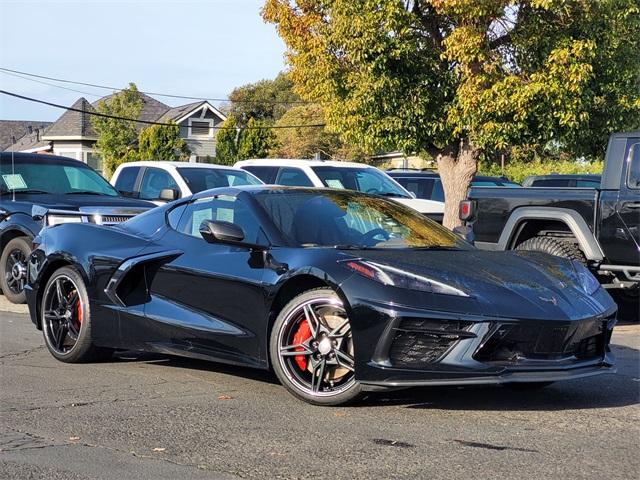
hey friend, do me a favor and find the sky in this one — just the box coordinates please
[0,0,288,121]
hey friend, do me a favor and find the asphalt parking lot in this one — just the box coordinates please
[1,296,638,480]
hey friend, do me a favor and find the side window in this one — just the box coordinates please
[276,167,314,187]
[531,179,570,187]
[114,167,140,195]
[139,168,178,200]
[627,143,640,189]
[175,195,266,244]
[575,179,601,188]
[242,166,278,184]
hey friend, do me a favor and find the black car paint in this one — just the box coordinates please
[0,153,153,243]
[26,187,617,389]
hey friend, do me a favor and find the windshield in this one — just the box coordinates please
[311,166,410,198]
[177,167,262,193]
[254,190,471,249]
[0,161,118,196]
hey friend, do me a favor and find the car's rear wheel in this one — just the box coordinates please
[0,236,31,304]
[41,266,111,363]
[515,235,587,264]
[270,288,362,406]
[611,287,639,322]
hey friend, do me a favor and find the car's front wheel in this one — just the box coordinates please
[41,266,112,363]
[270,288,362,406]
[0,236,31,304]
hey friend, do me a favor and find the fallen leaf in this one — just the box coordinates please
[334,411,347,417]
[69,436,80,441]
[153,447,166,452]
[218,395,233,400]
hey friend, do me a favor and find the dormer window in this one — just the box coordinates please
[189,119,213,138]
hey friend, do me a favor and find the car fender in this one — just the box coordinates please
[499,207,604,261]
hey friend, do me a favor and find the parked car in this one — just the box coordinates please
[234,159,445,222]
[387,170,519,202]
[522,174,602,188]
[111,161,263,205]
[0,152,153,303]
[462,131,639,320]
[26,186,616,405]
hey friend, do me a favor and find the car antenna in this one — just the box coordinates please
[10,132,16,202]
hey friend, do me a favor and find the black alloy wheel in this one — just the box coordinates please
[0,236,31,304]
[270,288,362,406]
[41,266,111,362]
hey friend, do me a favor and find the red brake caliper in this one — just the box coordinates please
[75,300,83,325]
[292,320,312,371]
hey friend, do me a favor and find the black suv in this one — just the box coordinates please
[387,169,519,202]
[0,152,153,303]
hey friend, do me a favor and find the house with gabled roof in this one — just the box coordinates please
[4,92,227,173]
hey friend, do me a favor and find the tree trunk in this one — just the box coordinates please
[436,138,479,230]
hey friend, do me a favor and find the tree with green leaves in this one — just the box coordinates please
[271,104,367,159]
[138,121,190,161]
[92,83,143,177]
[215,115,240,165]
[263,0,640,228]
[237,118,276,160]
[226,72,301,124]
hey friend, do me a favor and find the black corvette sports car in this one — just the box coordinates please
[25,186,617,405]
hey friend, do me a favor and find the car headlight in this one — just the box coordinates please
[343,260,468,297]
[571,260,600,295]
[47,214,83,226]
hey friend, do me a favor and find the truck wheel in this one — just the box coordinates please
[611,288,639,322]
[0,236,32,304]
[515,236,587,264]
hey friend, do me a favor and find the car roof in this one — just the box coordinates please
[0,152,90,167]
[387,170,515,182]
[524,174,601,180]
[116,161,243,171]
[235,158,376,169]
[190,184,379,201]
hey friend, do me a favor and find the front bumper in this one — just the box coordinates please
[347,297,617,389]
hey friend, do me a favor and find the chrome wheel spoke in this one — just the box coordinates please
[54,324,68,350]
[303,304,321,337]
[311,359,326,393]
[280,343,314,357]
[329,317,350,337]
[334,349,355,372]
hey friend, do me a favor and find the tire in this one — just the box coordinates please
[41,266,112,363]
[0,236,32,304]
[504,382,553,391]
[611,287,639,322]
[269,288,363,406]
[515,235,587,264]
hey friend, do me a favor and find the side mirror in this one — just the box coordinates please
[408,191,417,199]
[199,219,245,244]
[452,225,475,244]
[159,188,180,202]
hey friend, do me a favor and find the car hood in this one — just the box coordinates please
[31,194,154,212]
[392,197,445,214]
[349,249,614,320]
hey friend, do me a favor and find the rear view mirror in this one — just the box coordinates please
[199,220,245,244]
[452,225,475,244]
[159,188,180,202]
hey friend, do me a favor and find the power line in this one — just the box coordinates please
[0,66,313,105]
[0,90,326,130]
[0,69,102,98]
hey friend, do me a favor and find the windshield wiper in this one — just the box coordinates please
[376,192,409,198]
[66,190,106,195]
[0,189,50,195]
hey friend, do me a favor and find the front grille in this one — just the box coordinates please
[474,319,606,364]
[389,319,473,368]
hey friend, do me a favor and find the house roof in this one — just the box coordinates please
[0,120,52,151]
[92,92,171,131]
[6,130,52,153]
[42,97,97,139]
[157,101,205,123]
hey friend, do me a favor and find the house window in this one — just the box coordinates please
[189,120,213,138]
[86,152,103,173]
